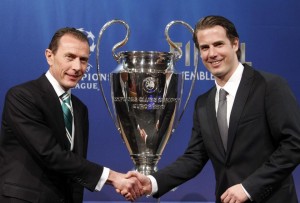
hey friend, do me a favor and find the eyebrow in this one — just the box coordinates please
[199,40,225,48]
[65,52,89,60]
[80,56,89,61]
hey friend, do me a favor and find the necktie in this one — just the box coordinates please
[217,89,228,151]
[60,92,73,150]
[163,83,168,99]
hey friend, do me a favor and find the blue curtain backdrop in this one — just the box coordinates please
[0,0,299,202]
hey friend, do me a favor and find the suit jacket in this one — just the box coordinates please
[152,64,300,203]
[0,75,103,203]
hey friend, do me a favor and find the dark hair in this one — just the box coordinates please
[48,27,90,54]
[193,15,241,60]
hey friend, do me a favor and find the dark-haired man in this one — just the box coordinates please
[128,15,300,203]
[0,27,142,203]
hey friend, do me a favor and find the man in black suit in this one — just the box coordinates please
[127,15,300,203]
[0,27,142,203]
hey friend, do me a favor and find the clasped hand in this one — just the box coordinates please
[112,171,152,201]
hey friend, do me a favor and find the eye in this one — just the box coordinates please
[65,54,75,61]
[199,45,209,51]
[214,41,224,47]
[80,57,89,64]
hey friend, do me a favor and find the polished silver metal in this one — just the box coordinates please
[96,20,198,175]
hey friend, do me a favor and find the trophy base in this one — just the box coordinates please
[131,154,161,175]
[134,165,158,176]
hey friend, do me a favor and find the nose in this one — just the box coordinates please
[208,47,217,58]
[72,58,81,71]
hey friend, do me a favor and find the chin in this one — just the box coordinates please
[63,82,77,90]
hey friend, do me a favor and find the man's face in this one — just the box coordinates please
[45,34,89,90]
[196,25,239,85]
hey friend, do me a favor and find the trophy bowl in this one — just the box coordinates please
[96,20,197,175]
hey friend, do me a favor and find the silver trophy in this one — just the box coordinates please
[96,20,198,175]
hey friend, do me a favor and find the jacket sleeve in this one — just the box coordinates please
[3,85,103,191]
[242,75,300,202]
[152,96,209,198]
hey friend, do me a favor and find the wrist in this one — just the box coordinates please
[147,175,157,195]
[107,170,122,186]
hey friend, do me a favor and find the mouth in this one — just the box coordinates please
[66,73,82,81]
[209,60,222,67]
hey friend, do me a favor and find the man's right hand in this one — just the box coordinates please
[107,170,143,201]
[126,171,152,196]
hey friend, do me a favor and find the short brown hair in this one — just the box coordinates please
[48,27,90,54]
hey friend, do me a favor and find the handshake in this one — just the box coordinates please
[107,170,153,202]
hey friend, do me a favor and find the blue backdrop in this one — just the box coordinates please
[0,0,299,202]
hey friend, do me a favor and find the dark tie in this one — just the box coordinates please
[60,92,73,150]
[217,89,228,151]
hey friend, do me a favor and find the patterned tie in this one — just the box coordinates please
[217,89,228,151]
[60,92,73,150]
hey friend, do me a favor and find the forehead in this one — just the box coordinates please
[196,25,228,44]
[57,34,89,53]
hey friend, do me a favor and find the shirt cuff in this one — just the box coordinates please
[241,184,253,201]
[147,175,158,195]
[95,167,110,191]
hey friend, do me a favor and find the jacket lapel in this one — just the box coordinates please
[38,75,71,149]
[225,65,254,160]
[72,101,84,156]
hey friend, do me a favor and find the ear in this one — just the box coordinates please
[232,37,239,52]
[45,49,53,66]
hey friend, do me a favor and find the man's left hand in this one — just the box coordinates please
[220,184,249,203]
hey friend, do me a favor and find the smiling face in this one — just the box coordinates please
[196,25,239,86]
[45,34,89,91]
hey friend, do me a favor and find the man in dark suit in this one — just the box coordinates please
[127,15,300,203]
[0,27,142,203]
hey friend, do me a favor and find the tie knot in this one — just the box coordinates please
[219,89,227,101]
[61,92,71,104]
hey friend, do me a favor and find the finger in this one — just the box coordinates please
[132,177,143,196]
[124,192,134,202]
[222,195,232,203]
[220,190,228,201]
[125,171,137,178]
[229,199,236,203]
[120,190,128,196]
[125,195,134,202]
[128,185,137,200]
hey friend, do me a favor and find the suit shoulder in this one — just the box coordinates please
[194,86,215,108]
[254,69,288,87]
[6,77,43,99]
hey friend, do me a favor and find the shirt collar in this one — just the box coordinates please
[45,70,71,98]
[215,62,244,97]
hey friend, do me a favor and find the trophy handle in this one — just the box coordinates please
[96,20,130,130]
[165,20,199,128]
